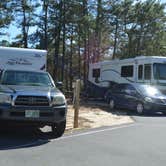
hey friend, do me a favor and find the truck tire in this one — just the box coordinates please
[51,120,66,137]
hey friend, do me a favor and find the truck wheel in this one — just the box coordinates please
[51,120,66,137]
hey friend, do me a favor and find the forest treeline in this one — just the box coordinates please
[0,0,166,90]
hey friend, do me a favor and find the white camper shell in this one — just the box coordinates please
[0,47,47,71]
[88,56,166,97]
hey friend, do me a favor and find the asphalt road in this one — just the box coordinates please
[0,114,166,166]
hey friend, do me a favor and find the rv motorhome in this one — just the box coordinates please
[87,56,166,98]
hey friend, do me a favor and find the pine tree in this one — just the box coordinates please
[13,0,39,48]
[0,1,13,35]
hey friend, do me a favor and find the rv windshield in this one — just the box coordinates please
[1,70,54,87]
[153,63,166,80]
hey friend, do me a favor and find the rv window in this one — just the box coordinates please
[138,65,143,80]
[144,64,151,80]
[92,68,100,78]
[153,63,166,80]
[121,65,133,77]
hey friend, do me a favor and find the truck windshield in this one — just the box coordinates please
[1,70,53,87]
[153,63,166,80]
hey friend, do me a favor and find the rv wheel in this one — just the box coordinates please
[136,103,144,115]
[109,99,115,110]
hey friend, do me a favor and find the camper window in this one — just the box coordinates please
[92,68,100,78]
[138,65,143,80]
[144,64,151,80]
[153,63,166,80]
[121,65,133,77]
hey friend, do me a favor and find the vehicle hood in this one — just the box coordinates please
[0,85,61,96]
[153,95,166,100]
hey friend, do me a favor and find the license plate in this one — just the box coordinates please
[25,110,40,118]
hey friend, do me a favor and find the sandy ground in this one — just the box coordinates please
[66,101,133,132]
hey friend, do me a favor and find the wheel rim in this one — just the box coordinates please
[109,100,114,109]
[137,103,143,114]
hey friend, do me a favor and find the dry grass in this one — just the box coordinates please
[66,101,133,132]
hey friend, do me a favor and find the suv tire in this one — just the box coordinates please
[136,103,144,115]
[109,99,115,110]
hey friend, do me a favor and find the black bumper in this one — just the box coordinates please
[144,102,166,113]
[0,104,67,125]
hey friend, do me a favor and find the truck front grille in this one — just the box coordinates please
[14,96,50,106]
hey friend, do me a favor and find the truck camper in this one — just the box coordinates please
[0,47,67,137]
[0,47,47,71]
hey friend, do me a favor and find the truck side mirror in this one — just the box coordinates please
[56,82,63,88]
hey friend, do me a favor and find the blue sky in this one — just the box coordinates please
[2,24,35,42]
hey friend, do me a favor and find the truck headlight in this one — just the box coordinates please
[52,96,66,106]
[0,93,12,104]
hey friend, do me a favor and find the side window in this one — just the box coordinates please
[144,64,151,80]
[112,84,122,93]
[113,84,127,93]
[121,65,133,77]
[126,85,135,91]
[124,84,137,95]
[0,71,2,80]
[92,68,100,78]
[138,65,143,80]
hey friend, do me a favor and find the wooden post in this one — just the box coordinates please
[73,79,80,128]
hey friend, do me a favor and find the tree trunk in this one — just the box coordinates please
[128,33,132,57]
[95,0,102,47]
[53,1,63,81]
[22,0,28,48]
[43,0,48,50]
[78,28,81,79]
[83,0,88,89]
[61,0,66,82]
[112,20,118,59]
[53,26,61,81]
[70,25,73,91]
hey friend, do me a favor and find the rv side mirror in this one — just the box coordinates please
[56,81,63,88]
